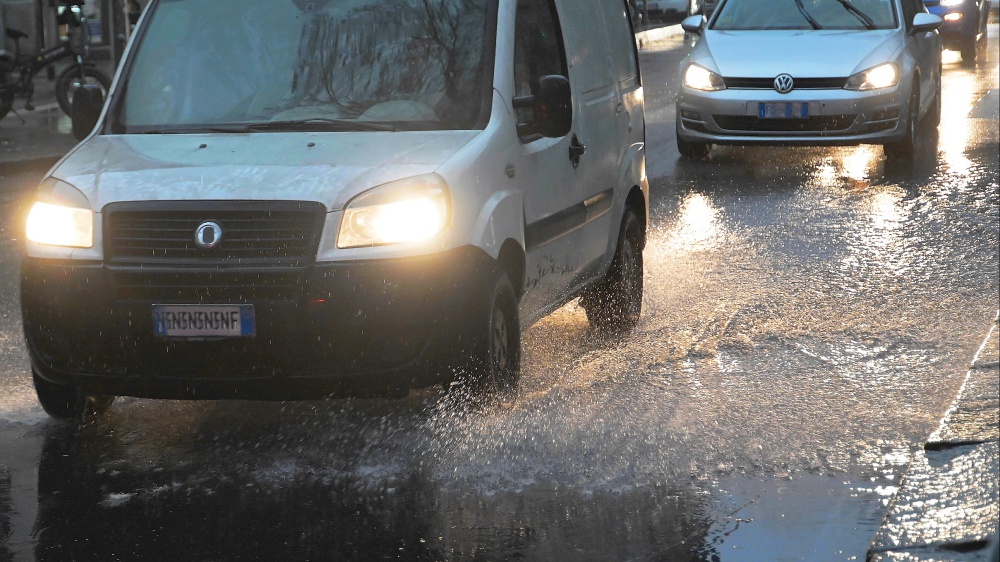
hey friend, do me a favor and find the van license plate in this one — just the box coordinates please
[758,102,809,119]
[153,305,255,338]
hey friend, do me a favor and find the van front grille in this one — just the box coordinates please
[112,269,305,302]
[104,201,326,265]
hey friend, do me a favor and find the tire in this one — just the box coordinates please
[454,270,521,406]
[581,209,644,334]
[33,370,114,421]
[676,121,712,160]
[928,69,941,128]
[884,85,918,162]
[0,72,15,121]
[55,65,112,117]
[959,35,977,64]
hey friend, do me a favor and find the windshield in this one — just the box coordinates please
[711,0,897,30]
[119,0,492,133]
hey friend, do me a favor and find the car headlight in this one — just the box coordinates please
[845,63,898,91]
[26,179,94,248]
[684,64,726,91]
[337,175,450,249]
[939,0,963,7]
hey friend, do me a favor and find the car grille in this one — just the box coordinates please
[723,77,848,90]
[713,115,856,132]
[104,201,326,265]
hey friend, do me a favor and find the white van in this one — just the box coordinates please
[21,0,648,419]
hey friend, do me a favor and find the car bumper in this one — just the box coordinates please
[21,246,497,400]
[676,85,908,146]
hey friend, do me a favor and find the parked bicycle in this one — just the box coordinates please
[0,0,112,121]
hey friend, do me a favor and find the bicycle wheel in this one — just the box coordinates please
[55,65,112,117]
[0,72,15,120]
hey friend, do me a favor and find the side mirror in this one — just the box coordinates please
[71,83,104,141]
[911,12,943,34]
[513,75,572,138]
[681,15,705,35]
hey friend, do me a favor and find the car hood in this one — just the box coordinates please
[54,131,480,212]
[700,29,900,77]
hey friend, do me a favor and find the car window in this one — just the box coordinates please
[513,0,569,140]
[120,0,492,132]
[712,0,898,30]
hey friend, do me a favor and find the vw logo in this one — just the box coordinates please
[194,221,223,250]
[773,74,795,94]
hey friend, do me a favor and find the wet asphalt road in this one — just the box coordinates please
[0,29,998,562]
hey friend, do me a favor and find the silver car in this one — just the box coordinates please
[675,0,943,160]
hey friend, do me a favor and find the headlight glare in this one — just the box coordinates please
[684,64,726,91]
[338,176,450,248]
[939,0,963,7]
[845,63,898,91]
[26,201,94,248]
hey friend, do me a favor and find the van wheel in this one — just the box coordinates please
[581,209,643,334]
[455,270,521,405]
[33,370,114,420]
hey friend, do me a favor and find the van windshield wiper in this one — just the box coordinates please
[241,119,399,132]
[794,0,823,29]
[829,0,877,29]
[134,119,400,134]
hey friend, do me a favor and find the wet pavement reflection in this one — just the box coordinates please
[1,24,998,562]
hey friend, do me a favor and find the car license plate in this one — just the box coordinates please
[758,102,809,119]
[153,305,255,338]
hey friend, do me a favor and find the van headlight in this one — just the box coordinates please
[845,63,898,91]
[684,64,726,91]
[26,179,94,248]
[337,175,450,249]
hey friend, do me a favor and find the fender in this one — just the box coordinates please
[469,188,525,262]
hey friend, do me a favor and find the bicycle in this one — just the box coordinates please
[0,0,112,121]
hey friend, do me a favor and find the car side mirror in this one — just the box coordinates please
[681,15,705,35]
[910,12,943,34]
[71,83,104,141]
[513,74,572,138]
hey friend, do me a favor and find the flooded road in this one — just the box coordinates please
[1,28,998,561]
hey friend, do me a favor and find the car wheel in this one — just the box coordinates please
[678,136,712,160]
[581,208,643,335]
[33,370,114,420]
[454,270,521,406]
[959,35,977,63]
[884,85,919,161]
[928,69,941,128]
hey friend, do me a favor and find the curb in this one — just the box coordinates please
[867,313,1000,561]
[635,24,685,47]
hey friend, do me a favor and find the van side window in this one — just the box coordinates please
[514,0,568,140]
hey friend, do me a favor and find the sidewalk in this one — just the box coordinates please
[0,59,116,173]
[868,314,1000,562]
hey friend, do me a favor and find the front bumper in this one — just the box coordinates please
[21,246,497,400]
[676,84,908,146]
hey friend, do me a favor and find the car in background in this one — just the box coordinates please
[643,0,698,21]
[675,0,943,161]
[923,0,990,62]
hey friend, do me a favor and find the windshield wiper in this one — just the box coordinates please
[241,119,399,132]
[794,0,823,29]
[829,0,877,29]
[137,126,251,134]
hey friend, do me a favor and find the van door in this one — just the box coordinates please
[552,0,623,279]
[513,0,594,317]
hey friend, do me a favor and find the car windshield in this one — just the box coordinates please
[119,0,492,133]
[711,0,897,30]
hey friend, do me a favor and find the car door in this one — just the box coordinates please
[901,0,940,114]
